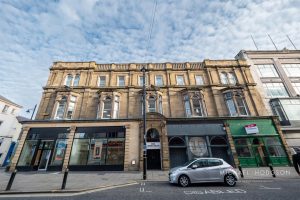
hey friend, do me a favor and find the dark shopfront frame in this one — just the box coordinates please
[68,126,126,171]
[17,127,69,171]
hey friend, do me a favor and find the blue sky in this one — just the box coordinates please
[0,0,300,117]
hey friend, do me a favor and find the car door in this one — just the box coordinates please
[207,159,222,181]
[187,159,209,183]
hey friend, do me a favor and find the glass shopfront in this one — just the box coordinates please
[69,126,125,171]
[17,128,68,171]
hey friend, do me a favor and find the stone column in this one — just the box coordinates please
[224,123,240,168]
[160,121,170,171]
[9,126,31,171]
[62,126,76,172]
[123,124,131,171]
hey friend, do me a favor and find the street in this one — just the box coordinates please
[0,179,299,200]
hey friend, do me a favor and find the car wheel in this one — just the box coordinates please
[224,174,236,187]
[178,175,190,187]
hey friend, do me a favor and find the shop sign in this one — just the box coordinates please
[245,124,259,134]
[146,142,161,149]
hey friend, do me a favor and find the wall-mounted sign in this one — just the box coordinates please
[245,124,259,134]
[146,142,161,149]
[188,137,208,157]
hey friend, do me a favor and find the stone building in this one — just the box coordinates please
[10,59,292,172]
[236,49,300,154]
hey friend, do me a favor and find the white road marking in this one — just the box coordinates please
[259,186,281,190]
[184,189,247,195]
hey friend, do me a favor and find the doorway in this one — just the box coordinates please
[146,128,161,170]
[252,138,267,166]
[32,140,54,171]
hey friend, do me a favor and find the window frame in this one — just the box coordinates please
[195,75,204,85]
[176,75,185,86]
[256,64,279,78]
[54,95,77,120]
[155,75,163,86]
[117,76,125,86]
[2,105,9,113]
[262,82,289,97]
[224,91,249,117]
[98,76,106,87]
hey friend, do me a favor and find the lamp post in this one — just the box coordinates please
[141,65,147,180]
[26,104,37,120]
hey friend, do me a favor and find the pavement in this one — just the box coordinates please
[0,167,299,195]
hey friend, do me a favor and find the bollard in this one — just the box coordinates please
[269,165,276,178]
[61,168,69,190]
[6,169,17,191]
[238,166,244,178]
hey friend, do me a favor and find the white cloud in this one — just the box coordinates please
[0,0,299,116]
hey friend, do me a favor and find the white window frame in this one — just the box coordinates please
[98,76,106,87]
[282,63,300,77]
[102,97,112,119]
[176,75,185,85]
[224,92,249,116]
[65,74,73,86]
[256,64,279,77]
[195,75,204,85]
[118,76,125,86]
[263,83,289,97]
[2,105,9,113]
[54,95,77,120]
[139,75,147,86]
[155,75,163,86]
[73,74,80,86]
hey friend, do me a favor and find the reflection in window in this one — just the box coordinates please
[184,95,192,117]
[155,75,163,86]
[236,146,252,157]
[66,96,76,119]
[224,92,249,116]
[113,96,120,118]
[220,72,236,85]
[102,97,112,119]
[256,64,279,77]
[263,83,289,97]
[139,76,147,86]
[69,139,90,165]
[55,96,67,119]
[73,74,80,86]
[176,75,185,85]
[50,139,67,166]
[65,75,73,86]
[148,96,156,112]
[282,63,300,77]
[195,75,204,85]
[18,140,38,166]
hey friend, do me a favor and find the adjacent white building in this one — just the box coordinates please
[0,95,22,166]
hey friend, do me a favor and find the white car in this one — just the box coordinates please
[169,158,239,187]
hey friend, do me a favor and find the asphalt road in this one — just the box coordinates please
[1,179,300,200]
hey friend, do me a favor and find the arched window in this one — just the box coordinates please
[224,91,249,116]
[183,93,206,117]
[73,74,80,86]
[228,72,236,85]
[146,128,160,142]
[220,72,237,85]
[210,136,227,145]
[183,95,192,117]
[102,97,112,119]
[113,96,120,118]
[65,75,73,86]
[169,137,186,147]
[55,96,67,119]
[220,72,228,84]
[192,94,204,116]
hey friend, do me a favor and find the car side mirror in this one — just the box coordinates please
[191,164,198,169]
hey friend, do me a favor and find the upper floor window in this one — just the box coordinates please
[139,76,147,86]
[195,75,204,85]
[292,82,300,95]
[282,64,300,77]
[98,94,120,119]
[2,105,9,113]
[256,64,279,77]
[65,74,80,87]
[55,95,77,119]
[141,93,163,114]
[176,75,185,85]
[98,76,106,87]
[73,74,80,86]
[262,83,289,97]
[118,76,125,86]
[148,96,156,112]
[183,92,206,117]
[220,72,236,85]
[224,91,249,116]
[155,75,163,86]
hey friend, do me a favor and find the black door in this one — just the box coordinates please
[147,149,161,169]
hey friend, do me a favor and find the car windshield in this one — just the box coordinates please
[183,159,197,166]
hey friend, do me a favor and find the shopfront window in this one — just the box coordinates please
[236,146,252,157]
[50,139,67,166]
[106,139,125,165]
[69,139,90,165]
[18,140,38,166]
[87,139,107,165]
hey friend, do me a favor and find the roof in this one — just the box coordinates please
[16,116,30,122]
[0,95,22,108]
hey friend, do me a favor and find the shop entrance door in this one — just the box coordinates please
[146,128,161,170]
[38,150,51,170]
[252,138,267,166]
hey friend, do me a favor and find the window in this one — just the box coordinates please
[271,99,300,121]
[184,95,192,117]
[65,74,73,86]
[55,96,77,119]
[220,72,228,84]
[139,76,147,86]
[220,72,236,85]
[155,75,163,86]
[208,159,223,167]
[73,74,80,86]
[256,64,279,77]
[282,64,300,77]
[148,96,156,112]
[102,97,112,119]
[228,72,236,84]
[224,91,249,116]
[0,138,2,147]
[263,83,289,97]
[158,95,163,114]
[176,75,185,85]
[118,76,125,86]
[292,82,300,94]
[195,75,204,85]
[98,76,106,87]
[11,109,15,114]
[2,105,9,113]
[113,96,120,118]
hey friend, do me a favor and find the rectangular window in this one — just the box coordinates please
[176,75,185,85]
[2,105,9,113]
[102,100,112,119]
[184,95,192,117]
[69,139,90,165]
[118,76,125,86]
[99,76,106,87]
[18,140,38,166]
[113,96,120,118]
[66,96,76,119]
[263,83,289,97]
[236,96,249,116]
[292,82,300,94]
[148,97,156,112]
[256,64,279,77]
[282,63,300,77]
[50,139,67,166]
[139,76,147,86]
[195,75,204,85]
[155,75,163,86]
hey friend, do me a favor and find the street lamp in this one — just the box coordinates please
[141,65,147,180]
[26,104,37,120]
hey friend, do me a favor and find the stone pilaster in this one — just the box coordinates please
[9,126,31,172]
[123,124,131,171]
[224,123,240,168]
[62,126,76,172]
[160,121,170,171]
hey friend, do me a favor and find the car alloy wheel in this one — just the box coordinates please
[179,175,190,187]
[225,174,236,186]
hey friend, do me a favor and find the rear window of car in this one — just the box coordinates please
[208,159,223,166]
